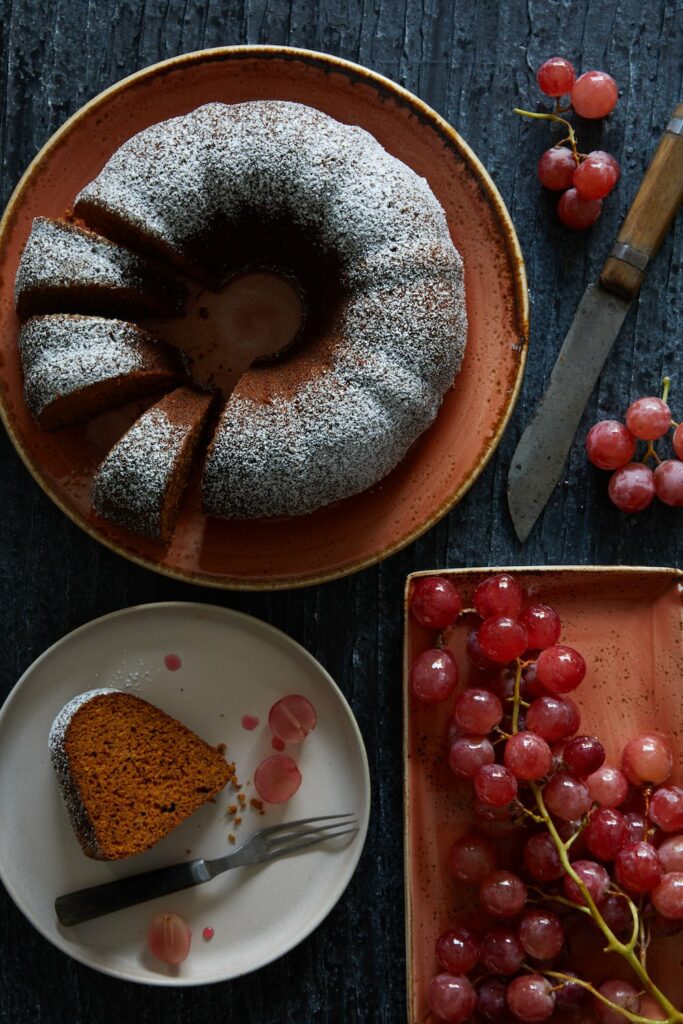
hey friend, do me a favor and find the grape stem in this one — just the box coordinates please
[513,107,581,164]
[662,376,671,405]
[542,970,667,1024]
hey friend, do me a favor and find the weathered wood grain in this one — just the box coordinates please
[0,1,681,1021]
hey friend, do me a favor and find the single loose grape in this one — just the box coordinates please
[480,928,525,975]
[506,974,555,1022]
[477,617,528,664]
[537,56,576,96]
[504,731,553,780]
[479,870,527,918]
[593,979,640,1024]
[571,70,619,118]
[564,735,605,776]
[410,576,463,628]
[148,912,192,965]
[584,808,627,861]
[448,735,495,779]
[614,841,663,893]
[652,872,683,919]
[435,926,481,974]
[543,772,591,820]
[517,909,564,960]
[625,396,672,440]
[649,786,683,832]
[453,688,503,734]
[526,695,580,741]
[517,604,561,650]
[586,765,629,807]
[474,764,519,807]
[585,420,636,470]
[608,463,656,512]
[557,188,602,229]
[537,146,577,190]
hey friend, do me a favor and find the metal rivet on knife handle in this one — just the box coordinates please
[609,242,650,272]
[599,101,683,303]
[666,116,683,136]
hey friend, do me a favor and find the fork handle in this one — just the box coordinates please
[55,858,211,926]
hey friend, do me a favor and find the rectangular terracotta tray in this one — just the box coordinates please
[403,565,683,1024]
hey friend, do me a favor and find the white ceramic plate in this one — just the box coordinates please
[0,603,370,986]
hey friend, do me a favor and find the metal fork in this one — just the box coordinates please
[55,813,358,926]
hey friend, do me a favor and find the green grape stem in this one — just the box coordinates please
[513,107,581,164]
[508,667,683,1022]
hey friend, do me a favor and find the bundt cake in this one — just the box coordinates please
[19,313,186,429]
[14,217,184,320]
[49,689,235,860]
[92,386,214,541]
[17,100,467,528]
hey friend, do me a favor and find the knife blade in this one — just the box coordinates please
[508,102,683,543]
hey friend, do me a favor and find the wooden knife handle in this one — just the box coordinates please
[600,102,683,301]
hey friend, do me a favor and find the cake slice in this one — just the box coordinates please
[19,314,186,429]
[14,217,185,320]
[92,386,214,542]
[49,689,234,861]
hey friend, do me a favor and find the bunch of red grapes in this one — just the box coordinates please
[529,57,620,230]
[586,386,683,511]
[409,572,683,1024]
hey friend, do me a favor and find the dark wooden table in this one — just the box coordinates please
[1,2,681,1022]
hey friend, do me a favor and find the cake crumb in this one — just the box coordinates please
[228,834,236,844]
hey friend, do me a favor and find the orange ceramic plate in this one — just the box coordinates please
[404,565,683,1023]
[0,47,527,590]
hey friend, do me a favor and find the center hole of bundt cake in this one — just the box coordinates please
[141,270,305,398]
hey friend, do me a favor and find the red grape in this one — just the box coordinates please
[453,688,503,734]
[554,972,588,1011]
[410,648,458,703]
[478,978,509,1020]
[543,772,591,819]
[427,973,477,1024]
[564,735,605,776]
[474,573,523,619]
[649,786,683,832]
[518,604,561,650]
[480,927,525,974]
[474,764,518,807]
[448,833,497,884]
[614,841,663,893]
[593,979,640,1024]
[410,576,463,628]
[622,733,672,785]
[479,870,527,918]
[573,151,620,199]
[268,694,316,744]
[673,422,683,459]
[563,859,610,905]
[148,912,192,964]
[535,645,586,694]
[537,56,576,96]
[506,974,555,1022]
[537,147,576,190]
[504,732,553,780]
[599,892,633,936]
[652,872,683,919]
[486,667,517,701]
[608,463,656,512]
[571,70,619,118]
[518,909,564,960]
[654,459,683,506]
[625,396,672,440]
[557,188,602,229]
[523,832,563,881]
[657,834,683,872]
[448,735,495,779]
[584,808,627,861]
[526,695,580,741]
[465,628,497,672]
[586,765,629,808]
[585,420,636,470]
[435,926,481,974]
[623,811,647,845]
[253,754,302,803]
[478,617,528,664]
[639,995,668,1021]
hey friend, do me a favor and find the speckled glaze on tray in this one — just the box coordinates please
[0,46,528,590]
[403,565,683,1024]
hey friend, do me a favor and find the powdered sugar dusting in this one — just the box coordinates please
[20,314,148,419]
[91,403,191,538]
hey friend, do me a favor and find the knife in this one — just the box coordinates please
[508,102,683,543]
